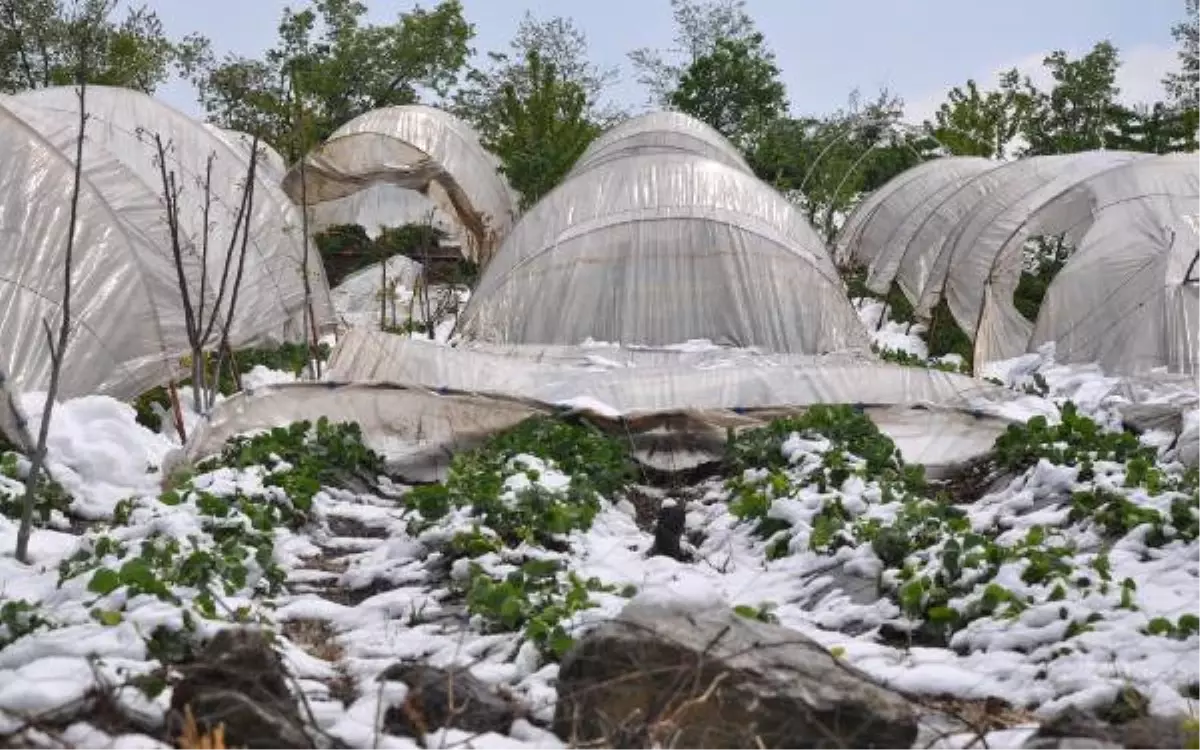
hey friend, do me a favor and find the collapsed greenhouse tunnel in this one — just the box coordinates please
[567,110,754,178]
[833,149,1198,374]
[871,152,1150,366]
[9,85,337,349]
[282,104,519,267]
[454,151,874,355]
[178,377,1021,485]
[187,314,1033,482]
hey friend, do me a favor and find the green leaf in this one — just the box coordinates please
[548,629,575,659]
[927,605,959,625]
[94,609,123,626]
[88,568,121,595]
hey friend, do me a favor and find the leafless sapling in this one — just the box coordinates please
[152,130,258,416]
[15,80,87,564]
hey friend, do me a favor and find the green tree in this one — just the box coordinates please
[453,12,621,138]
[752,90,933,241]
[669,32,787,149]
[1110,102,1199,153]
[485,48,600,209]
[0,0,207,93]
[1164,0,1198,110]
[628,0,755,106]
[191,0,473,159]
[927,69,1038,158]
[1023,42,1124,155]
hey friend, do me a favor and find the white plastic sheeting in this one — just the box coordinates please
[456,152,872,355]
[569,110,752,177]
[834,150,1199,374]
[331,254,425,329]
[940,152,1147,362]
[0,99,196,445]
[282,105,518,264]
[834,156,996,268]
[327,328,1012,416]
[202,123,288,182]
[1028,155,1200,374]
[10,86,336,348]
[307,182,459,241]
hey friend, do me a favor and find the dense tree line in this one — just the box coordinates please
[1,0,1196,228]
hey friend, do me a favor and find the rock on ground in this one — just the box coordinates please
[1021,707,1196,749]
[377,663,516,739]
[169,628,322,749]
[554,597,919,749]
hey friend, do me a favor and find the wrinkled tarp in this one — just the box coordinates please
[10,86,336,347]
[929,153,1148,337]
[569,110,753,178]
[282,105,518,265]
[1028,155,1199,374]
[456,152,873,355]
[306,182,460,242]
[327,328,1015,418]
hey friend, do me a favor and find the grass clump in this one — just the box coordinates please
[404,415,634,547]
[997,402,1199,546]
[874,346,971,375]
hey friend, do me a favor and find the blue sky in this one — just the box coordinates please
[147,0,1188,123]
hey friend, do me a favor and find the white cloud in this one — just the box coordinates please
[903,43,1177,125]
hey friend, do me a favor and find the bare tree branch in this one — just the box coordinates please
[207,135,260,411]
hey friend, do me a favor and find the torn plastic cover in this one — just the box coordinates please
[1030,193,1199,374]
[281,105,519,265]
[833,150,1199,374]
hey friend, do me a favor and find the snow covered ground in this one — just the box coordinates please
[0,309,1196,747]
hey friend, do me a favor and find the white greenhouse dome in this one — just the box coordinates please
[455,151,872,355]
[10,85,336,347]
[0,86,337,447]
[0,100,184,446]
[568,110,753,178]
[202,122,289,182]
[834,150,1199,374]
